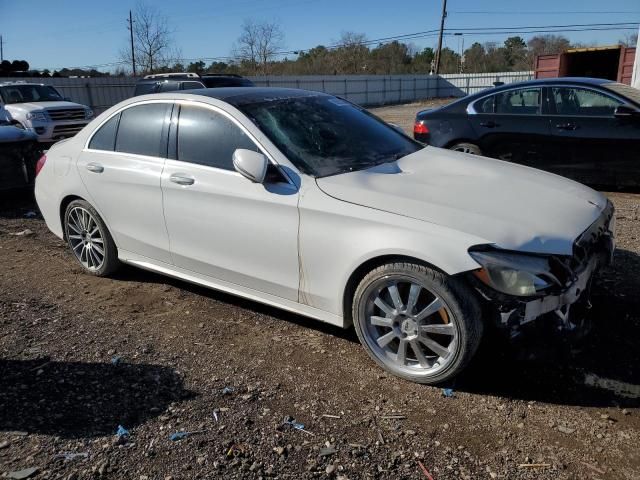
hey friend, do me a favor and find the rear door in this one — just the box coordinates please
[468,87,552,165]
[547,85,637,186]
[78,102,173,263]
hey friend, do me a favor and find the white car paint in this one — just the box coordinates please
[35,92,610,328]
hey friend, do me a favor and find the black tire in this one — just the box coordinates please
[450,142,482,155]
[64,199,120,276]
[352,262,483,384]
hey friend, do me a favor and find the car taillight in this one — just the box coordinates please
[35,154,47,177]
[413,121,429,135]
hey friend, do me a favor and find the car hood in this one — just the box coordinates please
[316,147,607,255]
[5,101,86,112]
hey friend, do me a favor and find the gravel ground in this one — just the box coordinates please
[370,100,452,134]
[1,109,639,479]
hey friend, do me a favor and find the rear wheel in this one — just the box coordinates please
[352,262,483,384]
[450,142,482,155]
[64,200,120,276]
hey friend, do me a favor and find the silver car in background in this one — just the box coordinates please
[35,88,615,384]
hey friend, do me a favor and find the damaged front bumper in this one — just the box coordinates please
[471,200,615,335]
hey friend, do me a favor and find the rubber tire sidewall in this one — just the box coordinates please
[64,199,119,276]
[352,262,483,385]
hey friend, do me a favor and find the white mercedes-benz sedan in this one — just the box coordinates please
[34,88,615,384]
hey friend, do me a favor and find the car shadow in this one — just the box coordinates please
[0,359,193,438]
[456,248,640,408]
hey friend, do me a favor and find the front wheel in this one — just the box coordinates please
[450,142,482,155]
[64,200,120,276]
[352,262,483,384]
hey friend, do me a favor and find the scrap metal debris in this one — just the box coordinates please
[417,460,435,480]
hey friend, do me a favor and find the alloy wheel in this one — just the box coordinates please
[66,206,106,271]
[361,278,459,377]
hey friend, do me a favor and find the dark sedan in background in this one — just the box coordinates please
[414,78,640,187]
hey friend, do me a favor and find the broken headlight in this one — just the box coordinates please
[469,249,560,297]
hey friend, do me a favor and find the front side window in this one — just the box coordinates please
[237,95,421,177]
[89,113,120,151]
[494,88,541,115]
[552,87,622,116]
[177,105,258,170]
[0,85,63,104]
[115,103,170,157]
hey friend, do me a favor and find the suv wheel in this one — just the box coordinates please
[450,142,482,155]
[64,200,120,276]
[352,262,483,384]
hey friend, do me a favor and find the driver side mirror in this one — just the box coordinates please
[233,149,268,183]
[614,104,640,119]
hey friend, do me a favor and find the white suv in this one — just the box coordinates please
[0,82,93,143]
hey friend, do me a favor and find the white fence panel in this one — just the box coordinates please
[1,71,534,113]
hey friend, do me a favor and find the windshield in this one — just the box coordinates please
[0,84,64,104]
[237,95,422,177]
[604,82,640,105]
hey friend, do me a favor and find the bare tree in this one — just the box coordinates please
[333,32,369,74]
[619,33,639,47]
[234,19,285,74]
[120,3,174,74]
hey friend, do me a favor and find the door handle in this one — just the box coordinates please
[479,121,499,128]
[555,123,578,131]
[169,173,195,186]
[85,162,104,173]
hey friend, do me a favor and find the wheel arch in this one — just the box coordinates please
[443,138,481,150]
[59,195,87,240]
[342,254,447,329]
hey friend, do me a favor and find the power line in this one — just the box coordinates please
[451,10,640,15]
[30,21,640,72]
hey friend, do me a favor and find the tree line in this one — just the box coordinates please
[6,2,638,78]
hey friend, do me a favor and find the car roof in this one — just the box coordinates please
[465,77,614,100]
[135,74,246,84]
[175,87,327,105]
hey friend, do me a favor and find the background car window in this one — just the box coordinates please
[474,96,495,113]
[158,81,179,92]
[89,113,120,151]
[181,81,205,90]
[177,105,258,170]
[552,87,622,116]
[495,88,541,115]
[134,83,157,96]
[115,103,170,157]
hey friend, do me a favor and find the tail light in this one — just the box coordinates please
[413,121,429,135]
[35,154,47,177]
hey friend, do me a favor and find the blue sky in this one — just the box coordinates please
[1,0,639,71]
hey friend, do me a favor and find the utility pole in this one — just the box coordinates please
[434,0,447,75]
[1,35,4,62]
[127,10,137,77]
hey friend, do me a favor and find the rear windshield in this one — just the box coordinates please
[134,83,158,96]
[202,77,254,88]
[604,83,640,105]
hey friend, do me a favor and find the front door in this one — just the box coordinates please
[160,103,300,301]
[77,102,173,263]
[548,85,640,186]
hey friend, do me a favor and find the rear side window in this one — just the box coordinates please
[115,103,171,157]
[134,83,157,96]
[495,88,541,115]
[89,113,120,151]
[177,105,257,170]
[181,81,205,90]
[158,81,180,92]
[474,96,495,113]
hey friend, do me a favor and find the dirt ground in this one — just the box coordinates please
[370,100,452,134]
[1,113,640,479]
